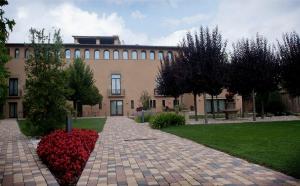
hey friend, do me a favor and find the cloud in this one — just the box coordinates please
[7,2,149,44]
[131,10,146,20]
[211,0,300,46]
[163,14,209,27]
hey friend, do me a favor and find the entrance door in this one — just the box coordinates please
[9,102,17,118]
[110,100,123,116]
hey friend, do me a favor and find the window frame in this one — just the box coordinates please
[9,78,18,96]
[104,50,110,60]
[84,49,90,60]
[15,48,20,59]
[113,50,119,60]
[65,49,71,59]
[123,50,128,60]
[150,51,155,60]
[74,49,80,59]
[94,50,100,60]
[141,50,146,60]
[131,50,137,60]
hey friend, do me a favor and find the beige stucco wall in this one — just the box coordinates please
[4,45,242,118]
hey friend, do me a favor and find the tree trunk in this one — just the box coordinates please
[203,93,208,124]
[174,97,179,114]
[216,95,219,113]
[252,89,256,121]
[193,93,198,121]
[211,95,215,119]
[242,96,245,118]
[261,99,265,119]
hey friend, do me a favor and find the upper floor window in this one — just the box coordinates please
[158,51,164,61]
[141,51,146,60]
[123,51,128,60]
[75,49,80,58]
[104,50,110,60]
[94,50,100,60]
[9,78,18,96]
[111,74,121,95]
[150,51,155,60]
[85,49,90,59]
[167,51,173,61]
[131,50,137,60]
[113,50,119,60]
[15,48,20,59]
[25,49,30,59]
[65,49,71,59]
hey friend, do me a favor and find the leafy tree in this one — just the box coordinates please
[66,58,102,116]
[200,27,227,119]
[24,28,68,135]
[0,0,15,115]
[229,34,279,120]
[178,26,227,122]
[156,56,183,104]
[139,90,151,110]
[278,31,300,97]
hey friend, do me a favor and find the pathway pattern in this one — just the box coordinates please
[79,116,300,186]
[0,119,58,186]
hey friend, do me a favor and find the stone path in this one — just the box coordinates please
[79,116,300,186]
[0,119,58,186]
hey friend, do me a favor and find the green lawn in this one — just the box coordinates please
[18,117,106,136]
[162,120,300,178]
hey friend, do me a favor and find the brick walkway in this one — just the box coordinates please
[79,116,300,186]
[0,119,58,186]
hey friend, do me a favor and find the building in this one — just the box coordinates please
[4,35,242,118]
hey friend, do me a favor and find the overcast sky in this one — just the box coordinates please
[4,0,300,47]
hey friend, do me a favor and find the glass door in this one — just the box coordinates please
[111,74,121,95]
[110,100,123,116]
[9,102,17,118]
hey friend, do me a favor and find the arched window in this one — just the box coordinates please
[25,49,30,59]
[167,51,173,61]
[94,50,100,60]
[85,49,90,59]
[104,50,110,60]
[141,51,146,60]
[65,49,71,59]
[113,50,119,60]
[150,51,155,60]
[75,49,80,58]
[123,51,128,60]
[15,48,20,59]
[131,50,137,60]
[158,51,164,61]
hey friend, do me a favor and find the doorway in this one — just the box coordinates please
[9,102,17,118]
[110,100,123,116]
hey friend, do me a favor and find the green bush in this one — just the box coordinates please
[135,113,152,123]
[150,113,185,129]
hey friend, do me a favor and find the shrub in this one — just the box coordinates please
[150,112,185,129]
[37,129,98,185]
[135,114,152,123]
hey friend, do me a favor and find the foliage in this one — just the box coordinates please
[278,31,300,97]
[162,121,300,178]
[150,112,185,129]
[256,91,286,116]
[177,26,227,121]
[228,34,279,119]
[66,58,102,116]
[135,112,153,123]
[0,0,15,108]
[139,90,151,110]
[156,56,183,100]
[24,29,68,135]
[37,129,98,185]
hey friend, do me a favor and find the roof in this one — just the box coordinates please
[5,43,179,50]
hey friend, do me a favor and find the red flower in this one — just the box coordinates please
[37,129,99,185]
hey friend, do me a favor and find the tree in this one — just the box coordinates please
[139,90,151,110]
[156,56,183,105]
[228,34,279,120]
[0,0,15,115]
[178,26,227,122]
[66,58,102,116]
[278,31,300,97]
[24,29,68,135]
[200,27,227,119]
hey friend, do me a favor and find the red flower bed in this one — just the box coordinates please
[37,129,98,185]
